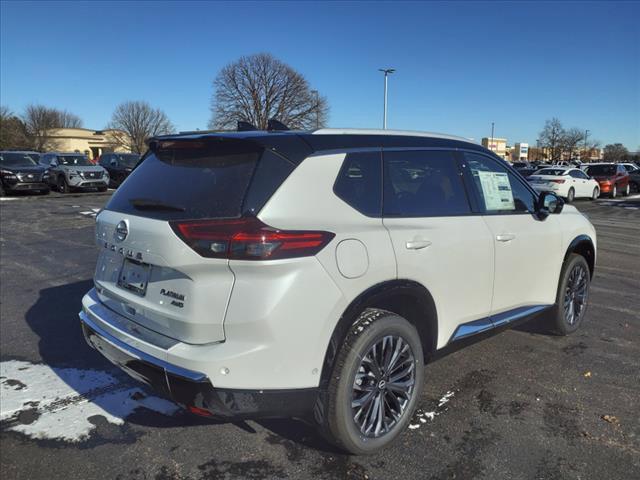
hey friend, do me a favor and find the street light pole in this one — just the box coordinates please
[311,90,319,129]
[584,129,590,162]
[490,122,495,151]
[379,68,395,129]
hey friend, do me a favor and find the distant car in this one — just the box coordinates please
[582,163,630,198]
[0,151,50,196]
[528,167,600,202]
[513,163,538,178]
[627,169,640,193]
[620,162,640,174]
[98,153,141,188]
[40,152,109,193]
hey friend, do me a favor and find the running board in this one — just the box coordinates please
[449,305,551,343]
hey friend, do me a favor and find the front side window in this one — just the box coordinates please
[570,170,588,179]
[463,152,537,214]
[383,150,470,217]
[334,151,382,217]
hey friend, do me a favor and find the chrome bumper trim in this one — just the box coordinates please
[79,309,207,382]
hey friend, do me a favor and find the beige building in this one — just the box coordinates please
[481,137,508,160]
[40,128,130,160]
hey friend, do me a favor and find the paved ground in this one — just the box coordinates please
[1,191,639,480]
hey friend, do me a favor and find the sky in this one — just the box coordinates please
[1,1,639,149]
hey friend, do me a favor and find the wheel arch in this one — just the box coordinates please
[565,235,596,279]
[319,279,438,389]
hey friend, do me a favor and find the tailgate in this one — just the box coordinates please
[94,209,233,344]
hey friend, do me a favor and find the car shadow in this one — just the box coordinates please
[23,279,335,450]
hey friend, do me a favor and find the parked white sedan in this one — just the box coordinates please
[528,167,600,202]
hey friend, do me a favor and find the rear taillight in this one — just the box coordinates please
[551,179,566,184]
[170,217,335,260]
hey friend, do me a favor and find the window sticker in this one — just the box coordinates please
[476,171,515,210]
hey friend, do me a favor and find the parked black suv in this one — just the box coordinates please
[0,151,50,195]
[98,153,140,188]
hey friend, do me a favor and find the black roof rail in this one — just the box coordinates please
[237,121,258,131]
[267,118,289,131]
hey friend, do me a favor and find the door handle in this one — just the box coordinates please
[496,234,516,242]
[406,240,432,250]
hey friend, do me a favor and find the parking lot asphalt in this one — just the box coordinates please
[1,191,639,480]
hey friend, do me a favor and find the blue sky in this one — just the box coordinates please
[1,1,639,149]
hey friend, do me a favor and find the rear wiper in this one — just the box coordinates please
[129,198,186,212]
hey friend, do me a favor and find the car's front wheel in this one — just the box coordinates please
[315,309,424,454]
[610,184,617,198]
[547,254,590,335]
[589,187,599,201]
[58,176,69,194]
[622,183,630,197]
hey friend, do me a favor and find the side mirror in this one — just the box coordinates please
[110,160,118,167]
[50,160,58,167]
[537,191,564,220]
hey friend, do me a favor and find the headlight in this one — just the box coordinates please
[0,169,16,178]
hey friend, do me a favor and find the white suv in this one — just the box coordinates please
[80,129,596,454]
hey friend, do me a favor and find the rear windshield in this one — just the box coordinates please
[114,154,141,167]
[105,139,295,221]
[584,165,616,176]
[535,169,566,176]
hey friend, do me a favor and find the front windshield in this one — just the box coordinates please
[115,154,140,168]
[584,165,616,176]
[57,155,92,166]
[536,169,566,176]
[0,152,39,167]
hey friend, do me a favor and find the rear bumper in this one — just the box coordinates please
[79,303,317,419]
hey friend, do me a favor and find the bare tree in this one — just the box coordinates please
[22,104,83,151]
[0,106,31,150]
[538,118,565,162]
[560,127,585,161]
[107,101,175,154]
[209,53,329,130]
[603,143,629,162]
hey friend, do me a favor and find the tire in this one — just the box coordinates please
[546,254,590,336]
[566,188,575,203]
[610,184,617,198]
[58,176,69,194]
[589,187,599,201]
[314,309,424,455]
[622,183,630,197]
[631,181,639,194]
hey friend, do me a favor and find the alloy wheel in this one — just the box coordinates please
[352,335,416,438]
[563,264,588,326]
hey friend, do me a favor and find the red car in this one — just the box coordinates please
[583,163,630,198]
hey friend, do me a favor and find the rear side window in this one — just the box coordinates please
[383,150,470,217]
[106,139,266,221]
[333,151,382,216]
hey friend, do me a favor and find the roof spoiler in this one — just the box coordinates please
[267,119,289,131]
[237,121,258,131]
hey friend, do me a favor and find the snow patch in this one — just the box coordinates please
[408,390,455,430]
[0,360,179,442]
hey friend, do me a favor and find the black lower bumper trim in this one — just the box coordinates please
[81,321,318,419]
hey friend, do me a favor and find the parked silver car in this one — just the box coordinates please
[40,152,109,193]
